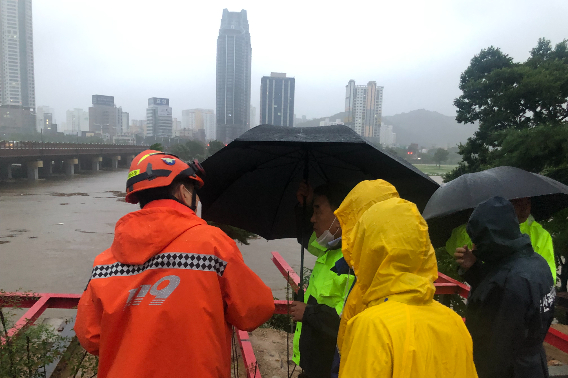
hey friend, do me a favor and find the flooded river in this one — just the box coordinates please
[0,170,314,300]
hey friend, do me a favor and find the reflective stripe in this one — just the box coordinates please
[89,252,228,280]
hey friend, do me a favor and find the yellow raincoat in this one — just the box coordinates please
[336,184,477,378]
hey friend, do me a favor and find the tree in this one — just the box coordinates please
[149,142,163,151]
[207,140,225,157]
[433,148,449,167]
[445,38,568,292]
[447,38,568,180]
[169,140,206,161]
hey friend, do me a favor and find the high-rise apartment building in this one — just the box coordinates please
[66,108,89,134]
[89,95,118,138]
[345,80,384,137]
[260,72,295,127]
[182,108,215,141]
[379,123,396,147]
[146,97,172,137]
[0,0,34,109]
[216,9,251,144]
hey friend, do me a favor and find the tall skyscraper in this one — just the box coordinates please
[345,80,384,138]
[216,9,251,144]
[260,72,295,127]
[0,0,34,109]
[146,97,172,137]
[0,0,35,133]
[89,95,118,138]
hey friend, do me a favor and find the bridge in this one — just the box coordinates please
[0,140,147,181]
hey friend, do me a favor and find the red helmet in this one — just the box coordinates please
[125,150,205,204]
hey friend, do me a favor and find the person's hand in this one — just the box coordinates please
[454,245,477,271]
[290,301,307,322]
[296,182,313,205]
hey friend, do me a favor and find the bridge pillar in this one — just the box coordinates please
[125,155,135,167]
[27,160,43,181]
[0,163,12,180]
[65,158,78,176]
[43,160,53,177]
[111,156,121,170]
[92,157,102,171]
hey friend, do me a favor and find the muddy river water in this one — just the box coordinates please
[0,170,315,300]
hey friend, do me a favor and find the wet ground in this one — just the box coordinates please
[0,170,313,299]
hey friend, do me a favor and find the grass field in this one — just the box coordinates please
[413,164,458,176]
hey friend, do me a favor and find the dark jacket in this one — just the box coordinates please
[465,197,555,378]
[294,204,346,378]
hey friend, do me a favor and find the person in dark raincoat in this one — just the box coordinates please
[457,196,555,378]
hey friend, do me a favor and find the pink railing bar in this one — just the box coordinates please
[271,251,301,294]
[237,329,262,378]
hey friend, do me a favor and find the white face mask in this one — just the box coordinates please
[316,217,340,247]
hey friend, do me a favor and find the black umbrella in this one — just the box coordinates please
[200,125,439,298]
[423,166,568,247]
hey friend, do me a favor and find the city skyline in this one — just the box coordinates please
[26,1,568,125]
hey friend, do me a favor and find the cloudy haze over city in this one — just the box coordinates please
[34,0,567,122]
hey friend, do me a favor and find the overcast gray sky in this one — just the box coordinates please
[33,0,567,124]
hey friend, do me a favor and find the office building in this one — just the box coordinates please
[260,72,295,127]
[36,106,54,132]
[345,80,384,137]
[216,9,251,144]
[250,105,256,128]
[66,108,89,134]
[89,95,118,138]
[146,97,172,137]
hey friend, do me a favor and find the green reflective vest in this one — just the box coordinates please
[292,233,354,366]
[445,215,556,281]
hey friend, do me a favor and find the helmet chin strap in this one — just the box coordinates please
[190,189,197,212]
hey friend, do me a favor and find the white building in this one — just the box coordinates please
[121,111,129,134]
[345,80,383,137]
[0,0,34,109]
[319,118,344,126]
[146,98,172,137]
[36,106,54,132]
[172,117,181,137]
[66,108,89,134]
[182,109,215,141]
[379,123,396,147]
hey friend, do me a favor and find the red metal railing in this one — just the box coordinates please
[0,292,81,343]
[0,292,263,378]
[270,251,568,355]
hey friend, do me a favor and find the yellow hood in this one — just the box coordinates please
[335,180,399,270]
[335,182,437,352]
[348,197,438,306]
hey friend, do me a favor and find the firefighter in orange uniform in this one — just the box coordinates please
[75,150,275,378]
